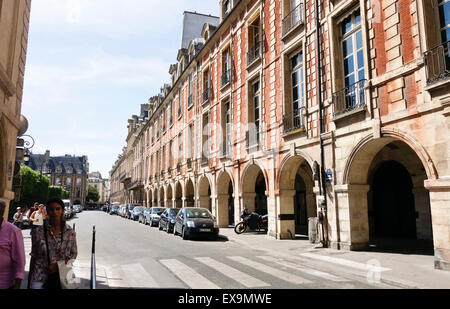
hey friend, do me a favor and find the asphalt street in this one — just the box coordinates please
[40,210,397,289]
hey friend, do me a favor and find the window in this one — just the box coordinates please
[56,177,61,186]
[223,0,231,16]
[66,178,72,187]
[76,178,81,187]
[178,134,183,164]
[248,17,261,66]
[439,0,450,44]
[253,80,261,145]
[291,51,305,113]
[203,70,211,103]
[341,9,364,88]
[224,100,232,156]
[188,74,194,108]
[222,48,231,87]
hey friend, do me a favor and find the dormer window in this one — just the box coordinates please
[223,0,231,17]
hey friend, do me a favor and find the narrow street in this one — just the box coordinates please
[22,210,400,289]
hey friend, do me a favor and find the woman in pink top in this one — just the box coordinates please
[0,200,26,289]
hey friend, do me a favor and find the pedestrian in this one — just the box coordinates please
[12,207,24,230]
[29,204,46,238]
[28,198,77,289]
[0,200,26,289]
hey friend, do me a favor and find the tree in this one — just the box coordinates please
[48,186,70,200]
[86,184,99,203]
[17,165,49,205]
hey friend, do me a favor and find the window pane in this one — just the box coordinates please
[344,55,355,76]
[441,27,450,43]
[438,3,450,29]
[341,16,352,35]
[357,50,364,69]
[345,74,355,87]
[358,69,365,82]
[356,30,362,49]
[343,38,353,57]
[354,10,361,26]
[291,54,299,68]
[292,71,299,86]
[292,86,299,101]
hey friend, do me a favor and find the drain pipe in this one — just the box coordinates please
[315,0,328,247]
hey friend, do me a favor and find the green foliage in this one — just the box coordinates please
[86,184,99,203]
[17,165,49,205]
[48,186,70,200]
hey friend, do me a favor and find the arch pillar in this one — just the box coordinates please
[277,189,296,239]
[425,179,450,271]
[216,194,230,228]
[242,192,257,213]
[335,184,370,251]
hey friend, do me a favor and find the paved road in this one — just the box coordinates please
[24,211,396,289]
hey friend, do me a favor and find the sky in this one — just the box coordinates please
[22,0,220,179]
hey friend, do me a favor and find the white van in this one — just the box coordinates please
[62,199,72,219]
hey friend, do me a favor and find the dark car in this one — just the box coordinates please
[139,208,150,224]
[173,208,219,240]
[131,206,144,221]
[109,205,120,215]
[159,208,181,233]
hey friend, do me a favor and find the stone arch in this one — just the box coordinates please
[216,170,235,227]
[159,186,165,207]
[241,162,268,215]
[185,178,195,207]
[198,175,212,211]
[175,181,183,208]
[340,132,434,251]
[278,154,316,237]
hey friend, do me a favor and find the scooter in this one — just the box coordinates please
[234,211,268,234]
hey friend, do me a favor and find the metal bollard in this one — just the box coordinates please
[90,226,96,289]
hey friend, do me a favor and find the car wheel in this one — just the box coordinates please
[182,227,189,240]
[166,224,171,234]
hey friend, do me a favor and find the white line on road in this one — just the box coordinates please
[195,257,271,288]
[227,256,311,285]
[257,256,349,282]
[299,253,391,272]
[121,263,160,289]
[160,259,220,289]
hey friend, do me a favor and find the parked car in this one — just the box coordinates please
[119,205,127,217]
[139,208,151,224]
[126,204,140,219]
[147,207,166,227]
[109,205,120,215]
[159,208,181,233]
[130,206,144,221]
[64,206,73,220]
[173,208,219,240]
[101,205,108,212]
[73,205,82,213]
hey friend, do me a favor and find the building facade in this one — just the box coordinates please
[110,0,450,270]
[88,172,109,204]
[0,0,32,219]
[27,151,89,205]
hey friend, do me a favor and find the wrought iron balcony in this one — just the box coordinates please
[247,41,261,67]
[333,79,366,117]
[202,88,211,103]
[221,69,231,87]
[424,40,450,86]
[283,108,305,134]
[282,3,304,37]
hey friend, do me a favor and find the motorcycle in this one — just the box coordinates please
[234,211,268,234]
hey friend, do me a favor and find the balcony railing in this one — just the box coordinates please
[221,69,231,87]
[333,79,366,117]
[247,41,261,67]
[203,88,211,103]
[282,3,304,37]
[424,40,450,86]
[283,107,305,134]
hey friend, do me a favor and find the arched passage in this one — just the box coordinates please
[159,186,165,208]
[175,182,183,208]
[198,176,212,211]
[185,179,195,207]
[278,156,316,237]
[344,137,433,253]
[216,171,234,227]
[241,164,268,216]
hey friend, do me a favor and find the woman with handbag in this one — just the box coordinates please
[28,198,77,289]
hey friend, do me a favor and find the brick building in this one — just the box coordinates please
[0,0,32,219]
[110,0,450,270]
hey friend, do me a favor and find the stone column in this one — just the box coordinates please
[335,184,370,251]
[425,179,450,271]
[277,189,296,240]
[413,186,433,240]
[242,192,256,213]
[198,196,211,211]
[216,194,229,228]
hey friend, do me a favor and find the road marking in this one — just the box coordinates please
[299,253,391,272]
[121,263,160,288]
[160,259,220,289]
[227,256,311,285]
[195,257,270,288]
[257,256,349,282]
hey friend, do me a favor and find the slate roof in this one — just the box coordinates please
[27,153,88,175]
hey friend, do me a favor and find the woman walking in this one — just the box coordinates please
[30,204,46,238]
[28,198,77,289]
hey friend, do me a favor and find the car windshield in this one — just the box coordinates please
[153,208,164,214]
[170,209,180,216]
[133,207,143,212]
[112,206,119,210]
[186,209,212,219]
[129,206,136,211]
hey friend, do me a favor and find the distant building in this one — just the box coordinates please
[27,150,89,205]
[88,172,109,204]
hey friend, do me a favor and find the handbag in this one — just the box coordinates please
[42,222,62,289]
